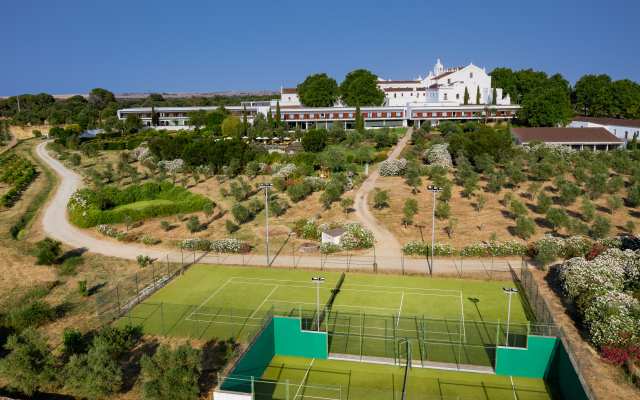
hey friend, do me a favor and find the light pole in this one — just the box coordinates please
[312,277,325,331]
[503,287,518,347]
[426,185,443,278]
[287,232,296,268]
[260,183,274,267]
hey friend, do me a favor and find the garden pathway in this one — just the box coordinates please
[36,139,513,275]
[352,127,413,258]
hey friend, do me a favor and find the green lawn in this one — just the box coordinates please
[256,355,562,400]
[114,265,534,350]
[112,199,175,211]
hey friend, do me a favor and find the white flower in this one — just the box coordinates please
[379,159,407,177]
[423,144,453,170]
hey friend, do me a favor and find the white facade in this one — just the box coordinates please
[569,117,640,145]
[321,229,347,245]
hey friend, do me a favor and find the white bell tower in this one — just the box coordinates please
[434,58,444,76]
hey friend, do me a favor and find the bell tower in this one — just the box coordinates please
[434,58,444,76]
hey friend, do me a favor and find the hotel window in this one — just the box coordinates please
[444,94,448,100]
[394,94,396,98]
[289,114,294,119]
[470,72,473,78]
[456,94,459,99]
[448,79,451,84]
[377,113,381,117]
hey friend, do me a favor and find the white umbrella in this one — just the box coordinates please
[284,137,291,140]
[225,137,233,140]
[272,136,280,140]
[242,136,249,139]
[261,137,268,140]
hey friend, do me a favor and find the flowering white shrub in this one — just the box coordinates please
[140,237,158,246]
[67,186,92,212]
[559,255,627,300]
[48,150,62,159]
[460,240,527,257]
[522,143,575,159]
[181,237,204,251]
[583,291,639,347]
[196,165,214,177]
[535,234,593,258]
[423,144,453,170]
[132,146,152,162]
[597,236,623,249]
[402,241,454,256]
[320,242,342,254]
[158,159,184,174]
[210,239,249,254]
[304,177,329,191]
[298,219,374,250]
[97,224,119,238]
[259,163,269,172]
[379,158,407,177]
[344,177,354,191]
[272,163,296,179]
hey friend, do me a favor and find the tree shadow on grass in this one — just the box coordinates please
[57,247,89,264]
[89,282,108,297]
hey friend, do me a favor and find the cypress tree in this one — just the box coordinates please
[492,87,497,105]
[463,87,469,105]
[276,101,281,127]
[629,132,638,150]
[476,86,481,105]
[267,106,273,131]
[243,104,248,134]
[355,103,364,133]
[151,105,156,127]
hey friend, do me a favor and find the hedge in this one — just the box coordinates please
[68,181,215,228]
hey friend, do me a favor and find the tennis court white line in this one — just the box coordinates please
[294,358,314,400]
[225,280,461,298]
[460,292,467,343]
[198,278,233,308]
[230,276,461,293]
[510,376,517,400]
[269,300,400,312]
[250,285,279,318]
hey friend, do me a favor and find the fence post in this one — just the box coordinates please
[152,263,156,290]
[167,254,170,275]
[495,319,500,348]
[491,254,494,280]
[402,251,405,275]
[194,250,196,264]
[230,307,234,341]
[251,376,255,400]
[195,305,200,340]
[320,246,323,271]
[346,248,349,272]
[161,302,165,336]
[181,245,184,267]
[135,274,139,299]
[116,286,121,314]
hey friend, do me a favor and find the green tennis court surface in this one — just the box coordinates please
[255,355,561,400]
[112,265,533,343]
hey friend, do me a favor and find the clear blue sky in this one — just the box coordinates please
[1,0,638,96]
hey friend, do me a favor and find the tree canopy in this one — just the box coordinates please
[340,69,385,106]
[296,73,339,107]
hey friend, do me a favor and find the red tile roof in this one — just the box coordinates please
[282,88,297,94]
[511,127,624,144]
[432,70,457,80]
[573,116,640,129]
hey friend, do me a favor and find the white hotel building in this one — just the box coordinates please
[117,60,519,130]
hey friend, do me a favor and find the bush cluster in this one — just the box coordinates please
[68,181,214,228]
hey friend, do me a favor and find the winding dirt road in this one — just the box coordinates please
[36,138,505,274]
[353,128,412,257]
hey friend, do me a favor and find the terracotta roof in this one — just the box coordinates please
[432,70,456,80]
[511,127,624,144]
[323,228,347,237]
[282,88,297,94]
[378,80,418,84]
[573,116,640,129]
[384,87,417,92]
[427,84,443,89]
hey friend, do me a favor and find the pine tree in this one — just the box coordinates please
[476,86,481,104]
[243,104,248,134]
[492,87,497,105]
[463,87,469,105]
[276,101,281,127]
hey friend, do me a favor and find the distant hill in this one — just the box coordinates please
[0,91,280,100]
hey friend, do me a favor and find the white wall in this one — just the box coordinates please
[213,389,252,400]
[568,120,640,142]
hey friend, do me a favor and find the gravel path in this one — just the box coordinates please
[353,127,413,258]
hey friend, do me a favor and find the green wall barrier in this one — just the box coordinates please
[222,320,275,393]
[274,317,328,359]
[549,343,589,400]
[495,336,558,378]
[496,336,589,400]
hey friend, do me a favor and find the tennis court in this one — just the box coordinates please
[111,265,532,345]
[246,355,562,400]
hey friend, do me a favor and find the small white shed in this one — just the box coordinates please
[321,228,347,245]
